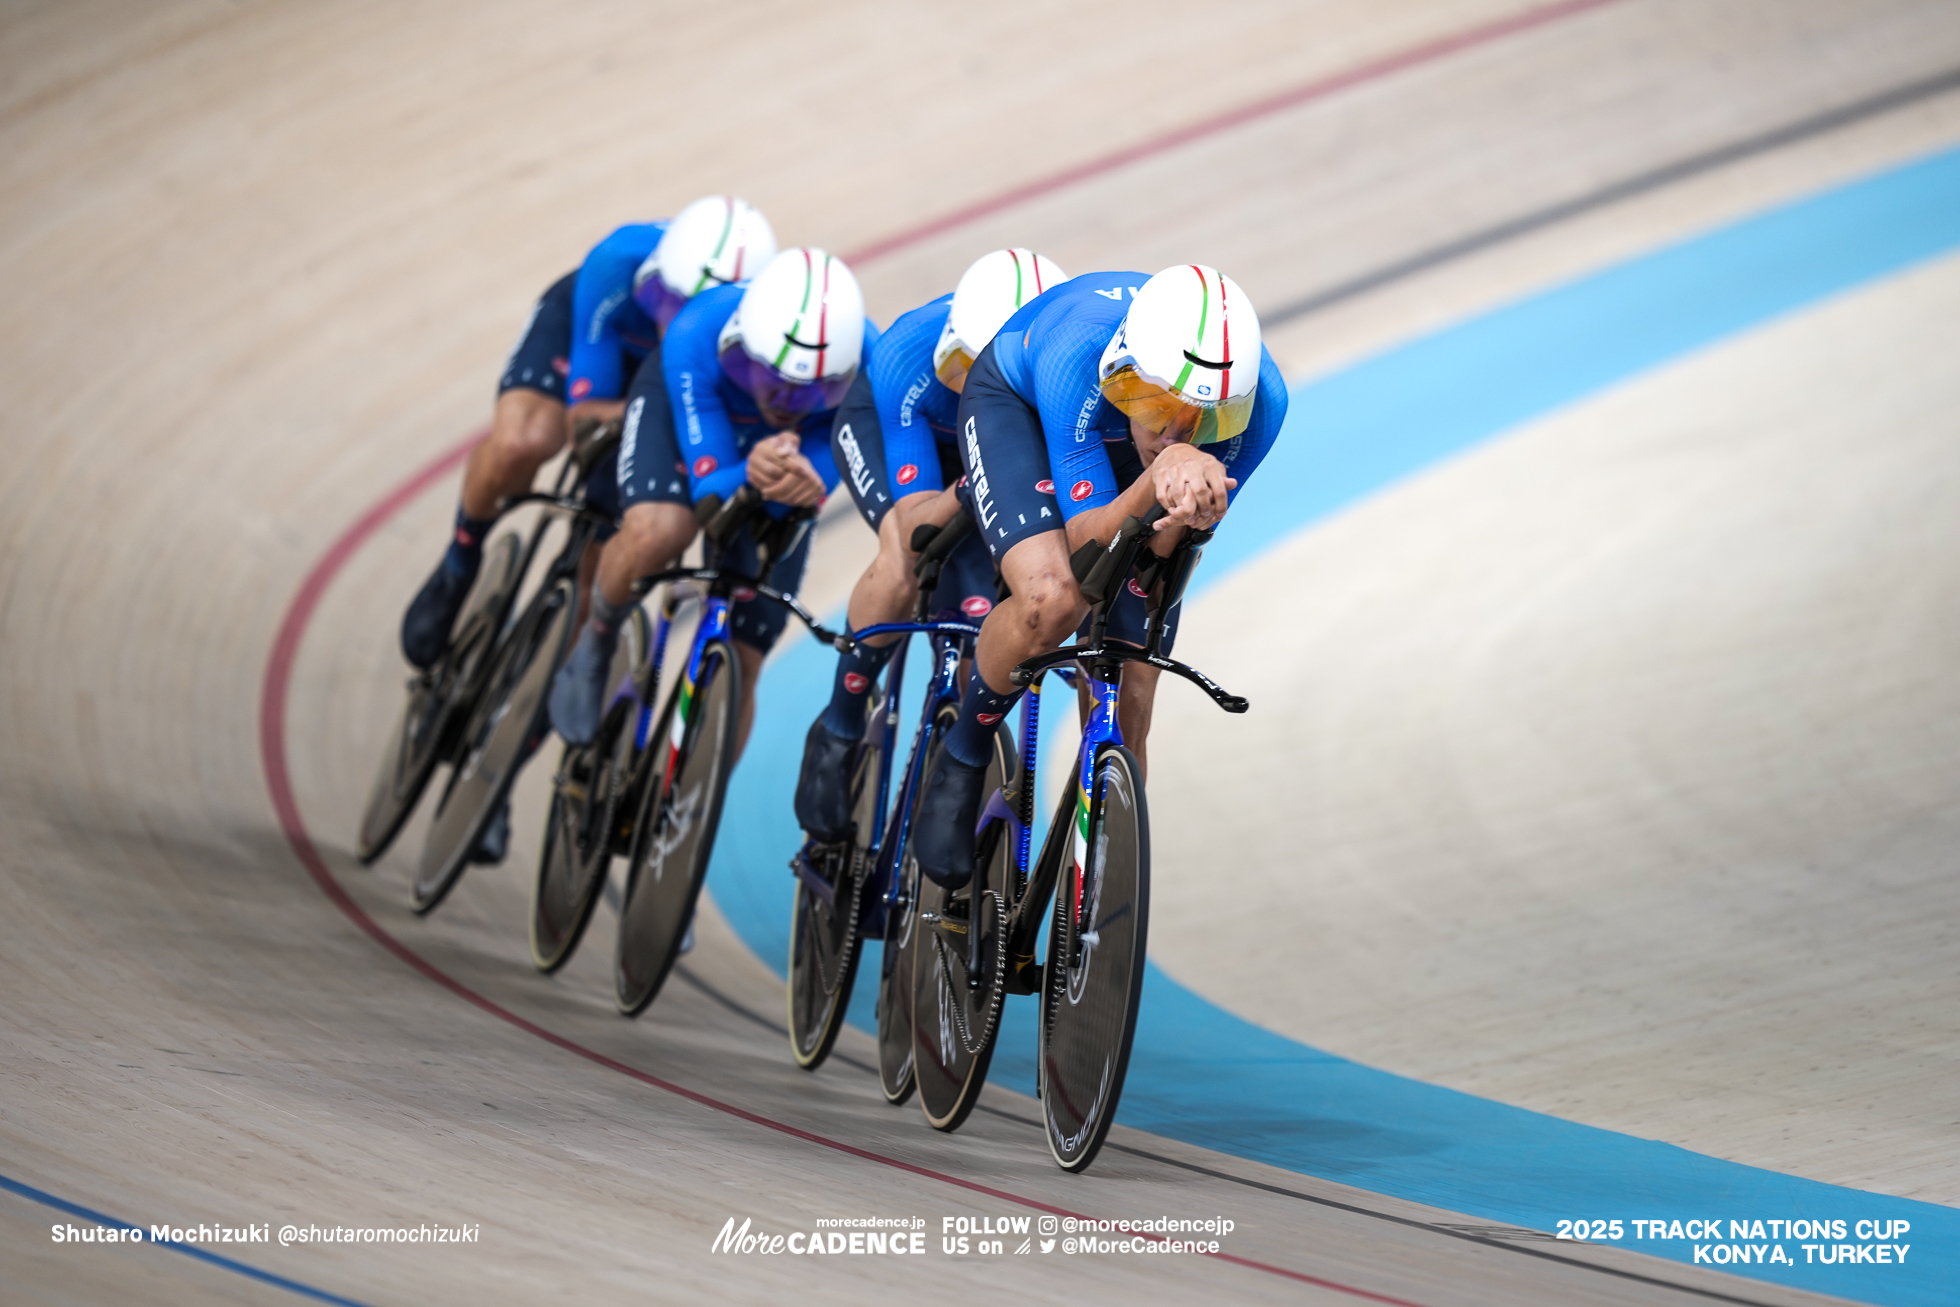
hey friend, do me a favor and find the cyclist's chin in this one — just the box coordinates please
[758,404,810,430]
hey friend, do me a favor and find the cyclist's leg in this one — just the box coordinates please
[403,272,576,668]
[551,358,693,744]
[917,346,1086,887]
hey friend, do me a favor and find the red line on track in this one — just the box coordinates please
[838,0,1629,266]
[257,6,1631,1297]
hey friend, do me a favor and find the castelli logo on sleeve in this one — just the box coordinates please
[1128,577,1149,598]
[895,463,919,486]
[960,596,992,617]
[570,378,593,400]
[975,712,1003,725]
[692,455,718,478]
[732,586,757,602]
[1035,479,1054,495]
[843,672,870,694]
[1069,480,1094,502]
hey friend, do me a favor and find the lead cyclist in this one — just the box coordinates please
[911,265,1290,889]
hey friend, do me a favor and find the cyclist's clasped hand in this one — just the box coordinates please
[746,431,827,507]
[1147,440,1237,532]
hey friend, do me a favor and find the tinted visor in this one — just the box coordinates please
[932,342,977,393]
[634,271,735,331]
[1099,363,1254,445]
[718,341,855,428]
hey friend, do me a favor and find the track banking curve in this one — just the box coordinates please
[253,10,1634,1303]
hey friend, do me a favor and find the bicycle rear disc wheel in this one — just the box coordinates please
[787,728,878,1070]
[357,531,521,862]
[910,722,1015,1132]
[529,608,651,972]
[411,576,574,913]
[1040,744,1149,1173]
[614,638,739,1016]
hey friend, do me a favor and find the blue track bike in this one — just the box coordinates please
[785,514,994,1082]
[903,504,1246,1171]
[527,486,848,1018]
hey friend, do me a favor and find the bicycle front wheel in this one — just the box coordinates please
[614,638,739,1016]
[873,701,954,1105]
[787,719,878,1070]
[412,575,574,913]
[911,720,1016,1132]
[530,605,652,973]
[358,531,521,863]
[1040,744,1149,1173]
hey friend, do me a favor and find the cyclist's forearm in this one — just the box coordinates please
[1062,477,1157,552]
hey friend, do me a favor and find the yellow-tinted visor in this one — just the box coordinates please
[933,342,977,394]
[1099,363,1254,445]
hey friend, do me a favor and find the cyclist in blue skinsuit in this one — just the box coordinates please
[398,197,774,863]
[550,246,879,755]
[400,198,775,671]
[792,249,1068,845]
[912,264,1290,888]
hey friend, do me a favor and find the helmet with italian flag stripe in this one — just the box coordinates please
[932,248,1068,393]
[633,196,776,329]
[1098,264,1260,445]
[717,248,865,428]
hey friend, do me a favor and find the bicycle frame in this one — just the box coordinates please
[844,617,982,926]
[601,499,845,842]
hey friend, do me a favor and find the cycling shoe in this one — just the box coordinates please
[401,556,477,670]
[470,799,510,866]
[914,752,987,890]
[549,623,616,747]
[793,720,857,844]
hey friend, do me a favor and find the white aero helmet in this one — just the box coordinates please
[716,247,865,427]
[1098,264,1261,445]
[932,248,1069,392]
[632,195,777,329]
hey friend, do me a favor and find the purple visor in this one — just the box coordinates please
[634,277,695,332]
[717,341,856,427]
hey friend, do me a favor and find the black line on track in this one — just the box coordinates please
[1264,63,1960,329]
[668,962,1808,1307]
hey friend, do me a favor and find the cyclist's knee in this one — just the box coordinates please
[618,501,694,567]
[1013,569,1086,649]
[490,389,569,466]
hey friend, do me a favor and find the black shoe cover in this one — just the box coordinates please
[401,557,477,670]
[914,752,988,890]
[470,800,510,866]
[793,720,858,845]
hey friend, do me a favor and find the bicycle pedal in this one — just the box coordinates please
[1004,952,1040,995]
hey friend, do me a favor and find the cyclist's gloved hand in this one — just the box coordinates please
[745,432,827,508]
[1148,442,1236,532]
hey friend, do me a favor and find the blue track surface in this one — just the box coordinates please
[710,144,1960,1305]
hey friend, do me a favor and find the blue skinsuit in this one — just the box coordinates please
[566,221,666,404]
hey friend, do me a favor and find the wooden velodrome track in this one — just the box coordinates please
[5,1,1959,1303]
